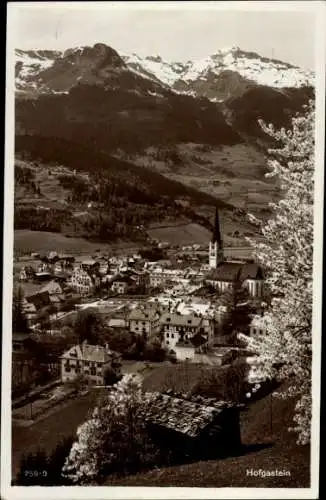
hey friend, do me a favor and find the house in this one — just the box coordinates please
[35,271,53,281]
[107,318,128,329]
[143,391,242,460]
[19,267,27,281]
[39,280,64,303]
[128,307,161,337]
[81,260,100,274]
[160,313,203,350]
[111,275,137,295]
[37,262,52,273]
[60,342,118,385]
[123,269,150,289]
[68,266,99,295]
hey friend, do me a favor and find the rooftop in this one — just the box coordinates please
[144,391,238,437]
[62,343,114,363]
[160,313,202,327]
[207,262,263,282]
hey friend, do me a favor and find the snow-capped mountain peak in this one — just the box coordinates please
[123,47,314,91]
[15,44,314,101]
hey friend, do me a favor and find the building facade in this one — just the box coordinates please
[61,342,116,385]
[128,308,161,337]
[160,313,203,350]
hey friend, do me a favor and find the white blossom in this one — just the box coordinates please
[245,101,315,445]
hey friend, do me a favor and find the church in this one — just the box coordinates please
[206,208,264,298]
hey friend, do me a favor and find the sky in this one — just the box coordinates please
[9,2,318,70]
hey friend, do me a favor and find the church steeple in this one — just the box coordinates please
[211,206,222,246]
[209,207,223,268]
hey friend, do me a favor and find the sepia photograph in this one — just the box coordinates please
[2,1,325,499]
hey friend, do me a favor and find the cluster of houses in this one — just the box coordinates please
[16,209,267,388]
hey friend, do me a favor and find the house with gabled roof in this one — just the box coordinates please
[160,312,203,350]
[60,341,118,385]
[39,280,64,303]
[68,266,99,296]
[128,306,161,337]
[111,274,137,295]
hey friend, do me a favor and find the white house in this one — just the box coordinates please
[160,312,203,350]
[60,342,117,385]
[128,307,161,337]
[68,267,98,295]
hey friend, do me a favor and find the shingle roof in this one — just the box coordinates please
[143,392,236,437]
[160,313,202,327]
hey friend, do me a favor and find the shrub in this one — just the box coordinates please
[62,375,162,484]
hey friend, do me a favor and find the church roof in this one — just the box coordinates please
[207,262,263,282]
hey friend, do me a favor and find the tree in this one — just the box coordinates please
[12,286,30,334]
[220,279,252,339]
[62,375,161,484]
[73,308,104,345]
[242,101,315,445]
[106,329,135,355]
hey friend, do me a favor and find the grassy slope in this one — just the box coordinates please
[106,383,310,488]
[121,142,280,217]
[11,390,100,480]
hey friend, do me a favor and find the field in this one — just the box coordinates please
[127,143,280,215]
[11,389,101,480]
[148,222,211,245]
[14,230,140,257]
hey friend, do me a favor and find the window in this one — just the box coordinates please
[90,366,96,376]
[171,333,174,338]
[166,333,169,338]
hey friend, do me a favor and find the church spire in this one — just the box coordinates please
[211,207,222,247]
[209,207,223,269]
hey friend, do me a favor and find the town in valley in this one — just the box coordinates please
[8,4,318,492]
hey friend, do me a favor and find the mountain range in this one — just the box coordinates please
[14,43,314,238]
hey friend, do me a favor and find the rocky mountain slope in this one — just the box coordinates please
[14,43,314,225]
